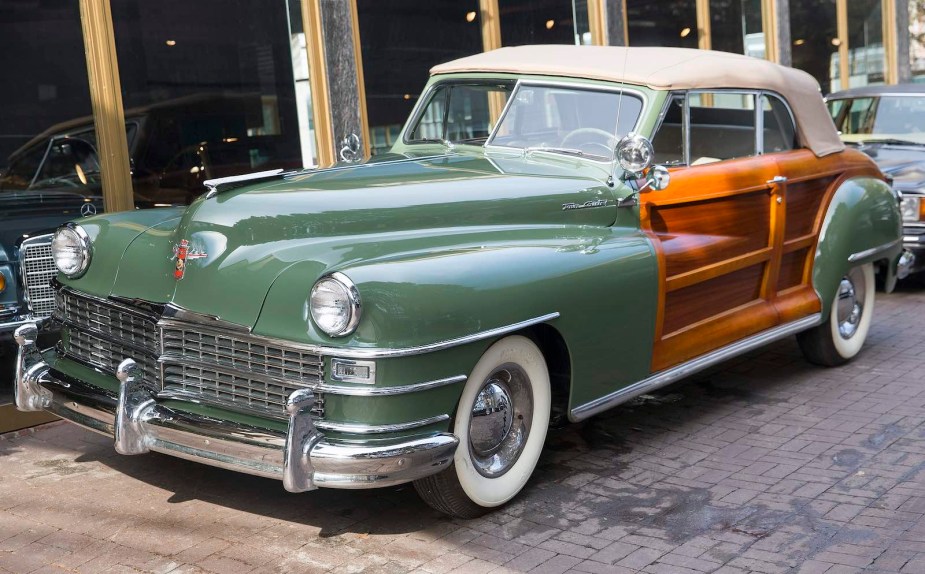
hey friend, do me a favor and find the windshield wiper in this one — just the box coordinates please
[854,137,925,147]
[524,146,586,158]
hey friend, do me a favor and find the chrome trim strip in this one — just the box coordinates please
[847,239,901,263]
[569,313,822,422]
[329,313,561,359]
[159,354,321,386]
[57,316,159,359]
[315,414,450,434]
[318,374,467,397]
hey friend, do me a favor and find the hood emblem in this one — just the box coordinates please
[173,239,207,280]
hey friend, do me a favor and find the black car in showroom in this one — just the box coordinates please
[828,85,925,276]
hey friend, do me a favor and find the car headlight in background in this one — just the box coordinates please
[51,224,92,278]
[309,272,361,337]
[901,196,923,222]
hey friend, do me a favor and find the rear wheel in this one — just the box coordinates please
[414,335,551,518]
[798,263,875,366]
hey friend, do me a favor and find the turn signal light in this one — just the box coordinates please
[0,273,5,293]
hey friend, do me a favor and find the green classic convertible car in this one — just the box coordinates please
[12,46,910,517]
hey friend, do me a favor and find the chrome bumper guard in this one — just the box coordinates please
[12,323,458,490]
[897,249,916,280]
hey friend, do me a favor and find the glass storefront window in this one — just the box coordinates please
[790,0,840,93]
[912,1,925,81]
[499,0,578,46]
[109,1,309,207]
[710,0,764,57]
[626,0,698,48]
[847,0,885,87]
[357,0,482,155]
[0,2,94,422]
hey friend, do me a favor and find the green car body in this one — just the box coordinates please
[12,46,907,516]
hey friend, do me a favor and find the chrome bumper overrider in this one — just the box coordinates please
[897,248,916,279]
[12,323,458,490]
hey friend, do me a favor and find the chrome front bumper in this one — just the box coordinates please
[12,323,458,490]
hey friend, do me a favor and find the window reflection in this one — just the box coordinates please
[790,0,839,93]
[847,0,884,87]
[499,0,580,46]
[710,0,764,57]
[626,0,698,48]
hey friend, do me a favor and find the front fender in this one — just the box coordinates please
[255,226,659,409]
[813,176,901,319]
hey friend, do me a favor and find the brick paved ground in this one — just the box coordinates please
[3,285,925,574]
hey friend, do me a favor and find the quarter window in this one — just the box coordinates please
[408,83,513,145]
[761,94,796,153]
[688,92,756,164]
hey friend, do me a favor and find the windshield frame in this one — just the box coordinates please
[484,79,648,164]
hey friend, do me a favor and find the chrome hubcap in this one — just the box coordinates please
[836,268,865,340]
[468,365,533,478]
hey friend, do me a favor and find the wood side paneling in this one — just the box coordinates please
[784,176,835,240]
[650,191,771,277]
[777,247,809,292]
[662,265,765,335]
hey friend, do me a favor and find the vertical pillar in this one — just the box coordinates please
[761,0,791,66]
[884,0,911,83]
[301,0,368,166]
[696,0,712,51]
[836,0,849,90]
[79,0,133,213]
[589,0,627,46]
[480,0,502,51]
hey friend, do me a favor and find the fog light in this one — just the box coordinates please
[331,358,376,384]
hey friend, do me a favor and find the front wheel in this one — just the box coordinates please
[797,263,875,366]
[414,335,551,518]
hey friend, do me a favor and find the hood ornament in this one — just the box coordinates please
[173,239,207,280]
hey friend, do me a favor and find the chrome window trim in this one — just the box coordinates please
[483,79,649,164]
[570,313,822,421]
[314,414,450,434]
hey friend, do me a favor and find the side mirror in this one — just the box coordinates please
[644,165,670,191]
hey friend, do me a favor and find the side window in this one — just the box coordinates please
[688,92,756,164]
[0,144,46,191]
[761,94,796,153]
[651,94,685,165]
[410,85,448,142]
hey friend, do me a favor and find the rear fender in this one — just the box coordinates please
[813,176,901,319]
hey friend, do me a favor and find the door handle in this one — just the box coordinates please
[767,175,787,185]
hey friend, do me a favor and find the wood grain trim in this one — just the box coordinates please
[642,182,773,207]
[666,247,772,292]
[782,234,816,253]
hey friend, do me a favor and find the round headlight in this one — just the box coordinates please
[616,133,654,175]
[309,272,361,337]
[51,224,92,278]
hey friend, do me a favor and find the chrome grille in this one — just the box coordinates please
[162,363,324,419]
[55,288,325,421]
[65,329,159,384]
[20,237,57,318]
[58,289,159,352]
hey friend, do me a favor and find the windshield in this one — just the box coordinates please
[406,82,514,146]
[487,84,643,161]
[830,95,925,144]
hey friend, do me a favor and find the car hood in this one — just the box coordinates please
[95,152,618,329]
[853,143,925,192]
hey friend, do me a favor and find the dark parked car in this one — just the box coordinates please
[828,85,925,276]
[0,93,301,345]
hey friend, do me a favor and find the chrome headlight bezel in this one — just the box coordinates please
[616,132,654,176]
[51,223,93,278]
[309,272,362,338]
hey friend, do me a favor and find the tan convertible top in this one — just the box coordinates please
[431,45,844,157]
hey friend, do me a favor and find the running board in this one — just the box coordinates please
[569,313,822,422]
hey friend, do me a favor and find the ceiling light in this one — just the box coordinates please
[831,38,842,46]
[466,11,477,22]
[680,27,691,38]
[546,19,555,30]
[794,39,805,46]
[165,39,177,46]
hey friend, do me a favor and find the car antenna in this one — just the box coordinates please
[606,46,630,188]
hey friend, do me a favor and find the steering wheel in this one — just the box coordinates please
[560,128,617,157]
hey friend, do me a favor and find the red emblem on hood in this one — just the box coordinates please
[173,240,207,280]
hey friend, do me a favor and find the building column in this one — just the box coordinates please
[761,0,791,66]
[79,0,134,212]
[301,0,369,166]
[591,0,627,46]
[885,0,911,83]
